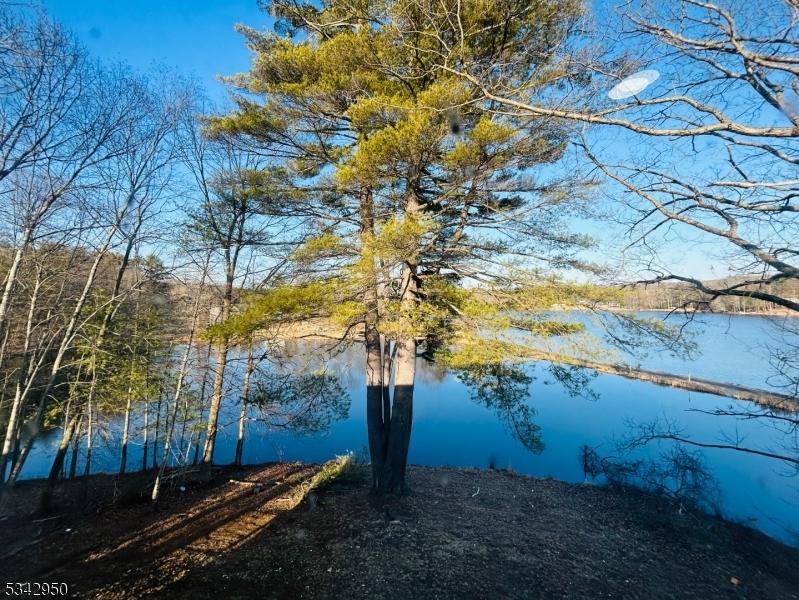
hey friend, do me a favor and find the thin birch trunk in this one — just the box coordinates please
[234,339,255,466]
[7,221,122,486]
[142,400,149,472]
[118,383,133,475]
[0,268,42,481]
[152,391,162,470]
[152,255,209,501]
[0,228,32,347]
[82,380,94,478]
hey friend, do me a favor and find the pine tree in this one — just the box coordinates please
[209,0,661,493]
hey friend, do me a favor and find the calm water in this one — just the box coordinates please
[18,313,799,545]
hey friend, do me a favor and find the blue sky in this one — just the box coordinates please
[42,0,271,100]
[39,0,724,281]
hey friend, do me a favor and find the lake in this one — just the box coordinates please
[18,312,799,545]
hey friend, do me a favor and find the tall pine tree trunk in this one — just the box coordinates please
[381,335,416,493]
[378,192,421,494]
[359,187,387,490]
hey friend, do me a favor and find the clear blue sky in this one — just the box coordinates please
[39,0,722,281]
[41,0,272,101]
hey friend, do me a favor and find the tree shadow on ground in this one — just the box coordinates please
[5,463,799,599]
[160,465,799,600]
[0,462,321,597]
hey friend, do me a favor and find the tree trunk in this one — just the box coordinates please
[0,326,10,413]
[234,340,255,466]
[152,392,162,470]
[189,341,212,465]
[191,429,202,466]
[142,400,149,472]
[0,270,41,481]
[119,387,133,475]
[378,192,421,494]
[68,417,81,480]
[201,272,234,467]
[0,231,31,348]
[39,412,80,513]
[359,187,387,490]
[201,342,228,466]
[381,336,392,433]
[83,387,94,478]
[381,335,416,494]
[150,390,178,502]
[177,393,191,465]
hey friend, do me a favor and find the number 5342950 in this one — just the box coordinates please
[3,583,68,596]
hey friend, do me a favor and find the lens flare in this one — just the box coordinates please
[608,70,660,100]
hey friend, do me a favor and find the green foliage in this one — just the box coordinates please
[291,234,353,263]
[509,318,585,336]
[437,336,529,370]
[205,280,345,341]
[370,214,438,264]
[507,280,624,312]
[206,0,688,395]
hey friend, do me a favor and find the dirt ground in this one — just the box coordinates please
[1,463,798,599]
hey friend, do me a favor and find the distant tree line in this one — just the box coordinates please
[615,278,799,314]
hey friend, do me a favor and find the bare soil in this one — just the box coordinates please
[1,463,798,599]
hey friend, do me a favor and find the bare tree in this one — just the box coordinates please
[414,0,798,312]
[408,0,799,473]
[151,252,210,502]
[0,10,135,343]
[182,112,289,468]
[3,67,190,491]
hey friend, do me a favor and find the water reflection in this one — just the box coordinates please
[456,363,543,453]
[18,317,799,545]
[249,371,349,434]
[580,444,723,516]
